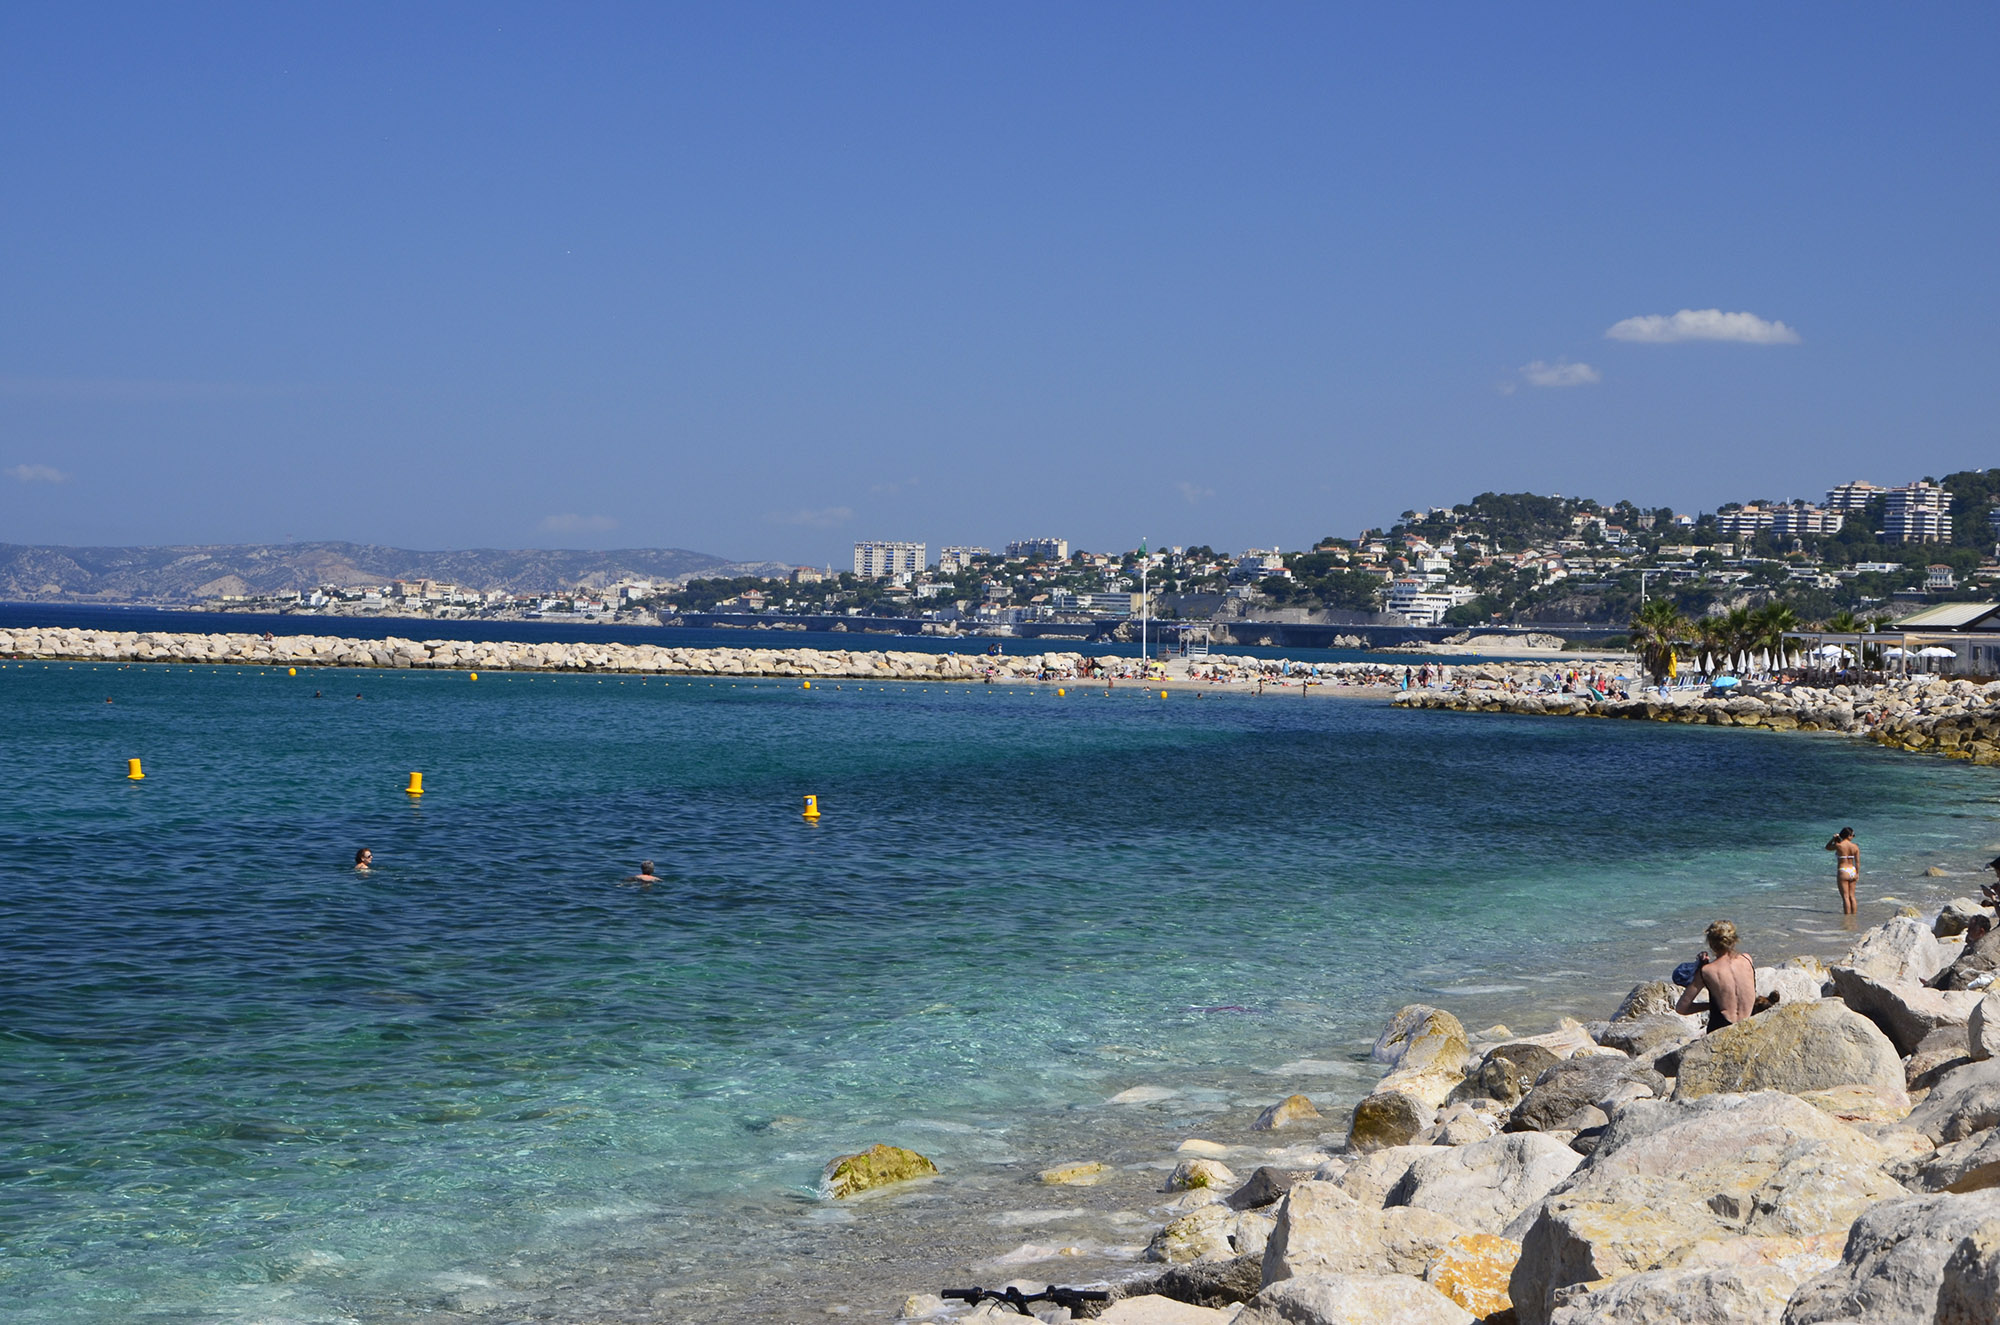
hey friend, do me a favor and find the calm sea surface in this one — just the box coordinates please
[4,661,1996,1322]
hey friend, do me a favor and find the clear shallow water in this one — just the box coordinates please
[3,662,1997,1322]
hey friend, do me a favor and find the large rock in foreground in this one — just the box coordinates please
[1672,1000,1907,1107]
[1550,1262,1814,1325]
[1261,1181,1466,1282]
[1827,965,1983,1057]
[1840,916,1951,984]
[1235,1273,1475,1325]
[1781,1189,2000,1323]
[1386,1132,1582,1234]
[1508,1092,1899,1325]
[817,1143,937,1198]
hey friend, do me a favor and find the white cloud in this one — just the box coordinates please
[1604,309,1801,344]
[765,505,853,529]
[539,513,618,533]
[1520,359,1601,388]
[7,463,68,483]
[1176,481,1215,504]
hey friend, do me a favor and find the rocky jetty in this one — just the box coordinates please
[0,625,1092,681]
[0,625,1434,690]
[1396,668,2000,766]
[905,911,2000,1325]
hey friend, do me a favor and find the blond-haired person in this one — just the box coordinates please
[1675,921,1755,1033]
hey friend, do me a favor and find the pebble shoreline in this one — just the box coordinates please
[1394,663,2000,765]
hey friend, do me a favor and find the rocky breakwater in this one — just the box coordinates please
[0,625,1092,683]
[912,909,2000,1324]
[1397,671,2000,767]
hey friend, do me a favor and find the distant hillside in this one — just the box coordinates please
[0,542,789,603]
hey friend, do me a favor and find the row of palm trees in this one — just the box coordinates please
[1628,599,1813,682]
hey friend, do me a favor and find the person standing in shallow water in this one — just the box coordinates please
[1826,827,1860,915]
[1676,920,1756,1032]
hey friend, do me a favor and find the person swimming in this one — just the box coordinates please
[1826,827,1859,915]
[354,847,373,872]
[628,860,659,887]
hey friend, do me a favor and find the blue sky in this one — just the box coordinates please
[2,5,1996,563]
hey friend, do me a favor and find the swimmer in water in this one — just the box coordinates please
[629,860,659,886]
[1825,827,1859,915]
[354,847,373,872]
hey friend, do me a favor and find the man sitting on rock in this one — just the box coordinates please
[1674,920,1756,1033]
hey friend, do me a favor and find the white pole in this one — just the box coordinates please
[1140,540,1148,667]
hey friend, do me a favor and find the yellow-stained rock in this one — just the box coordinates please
[1254,1093,1322,1131]
[1425,1232,1521,1318]
[819,1143,938,1198]
[1038,1160,1109,1186]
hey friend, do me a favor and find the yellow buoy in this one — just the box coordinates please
[288,667,296,676]
[802,680,810,689]
[405,772,425,796]
[126,758,145,781]
[1160,690,1168,699]
[802,794,820,819]
[1057,688,1065,696]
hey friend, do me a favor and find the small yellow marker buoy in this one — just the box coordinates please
[802,680,810,689]
[802,794,820,819]
[288,667,296,676]
[1160,690,1168,699]
[126,758,145,780]
[405,772,424,796]
[470,672,478,680]
[1057,688,1066,696]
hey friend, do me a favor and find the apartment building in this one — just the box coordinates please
[852,540,926,579]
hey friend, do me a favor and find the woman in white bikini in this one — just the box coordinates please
[1825,827,1859,916]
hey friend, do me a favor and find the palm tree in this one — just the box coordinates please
[1629,598,1686,682]
[1753,602,1802,670]
[1827,609,1861,633]
[1691,615,1727,678]
[1721,606,1757,674]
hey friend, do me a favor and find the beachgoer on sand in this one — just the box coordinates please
[1675,920,1755,1033]
[1826,827,1859,915]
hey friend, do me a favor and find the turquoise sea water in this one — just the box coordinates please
[4,661,1998,1322]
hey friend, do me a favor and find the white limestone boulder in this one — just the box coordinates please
[1827,965,1982,1057]
[1384,1132,1582,1235]
[1260,1180,1466,1282]
[1235,1273,1475,1325]
[1506,1092,1900,1325]
[1671,1000,1907,1107]
[1780,1189,2000,1323]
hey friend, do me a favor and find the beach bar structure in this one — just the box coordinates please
[1789,602,2000,678]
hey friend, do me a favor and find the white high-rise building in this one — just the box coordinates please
[1004,538,1069,561]
[853,541,926,579]
[1825,480,1886,512]
[1884,482,1952,545]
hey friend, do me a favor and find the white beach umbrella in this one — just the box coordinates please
[1919,646,1956,659]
